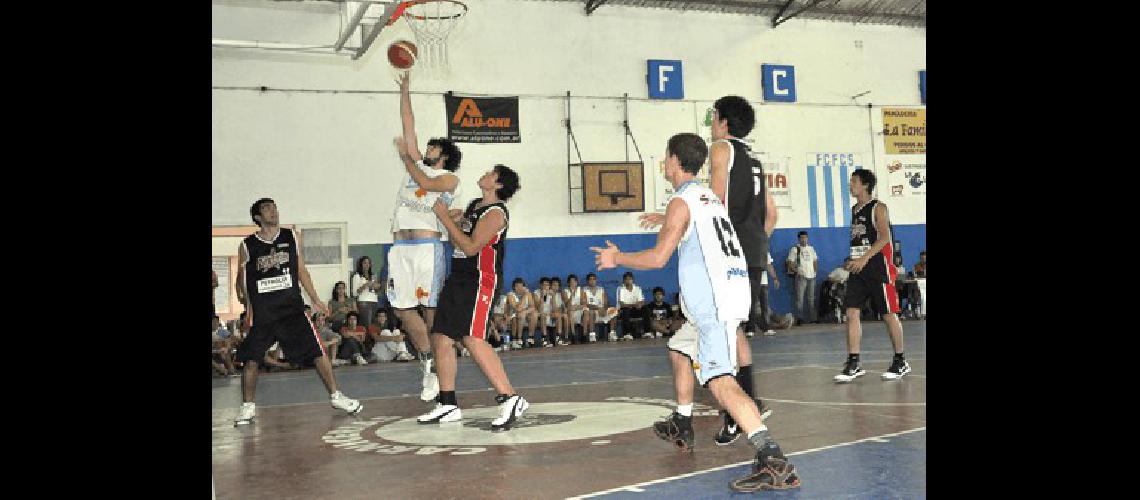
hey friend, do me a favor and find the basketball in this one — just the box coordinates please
[387,40,417,70]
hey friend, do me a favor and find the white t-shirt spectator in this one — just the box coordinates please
[786,244,818,279]
[351,272,379,303]
[617,284,644,306]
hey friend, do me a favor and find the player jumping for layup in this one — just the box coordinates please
[389,73,462,402]
[396,137,529,431]
[595,134,799,492]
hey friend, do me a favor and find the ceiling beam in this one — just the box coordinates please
[586,0,610,15]
[773,0,828,27]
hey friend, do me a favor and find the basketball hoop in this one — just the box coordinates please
[391,0,467,75]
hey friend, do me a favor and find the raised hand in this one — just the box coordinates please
[590,240,620,271]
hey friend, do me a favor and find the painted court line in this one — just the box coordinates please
[214,363,839,410]
[567,426,927,499]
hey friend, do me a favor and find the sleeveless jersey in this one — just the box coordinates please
[584,286,606,308]
[241,228,305,326]
[717,138,768,267]
[674,181,751,322]
[850,199,895,284]
[508,291,531,309]
[451,198,507,280]
[564,287,584,309]
[390,160,460,233]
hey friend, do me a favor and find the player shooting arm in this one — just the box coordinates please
[433,200,506,259]
[606,197,688,271]
[398,74,422,163]
[398,147,458,193]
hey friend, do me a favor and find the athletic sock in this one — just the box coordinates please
[438,391,457,406]
[676,404,693,417]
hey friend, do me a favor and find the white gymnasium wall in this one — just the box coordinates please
[212,0,926,244]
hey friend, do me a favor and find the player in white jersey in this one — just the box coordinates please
[562,274,592,344]
[593,133,799,492]
[391,73,462,402]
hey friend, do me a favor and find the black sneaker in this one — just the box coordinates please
[652,412,694,452]
[881,357,912,380]
[729,452,802,492]
[833,359,866,383]
[714,400,773,446]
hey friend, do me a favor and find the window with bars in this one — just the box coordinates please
[300,227,342,265]
[213,256,231,313]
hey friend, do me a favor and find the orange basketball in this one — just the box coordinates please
[387,40,417,69]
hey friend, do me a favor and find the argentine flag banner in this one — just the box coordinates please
[806,153,863,228]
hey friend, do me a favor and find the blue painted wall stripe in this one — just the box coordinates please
[352,225,927,321]
[822,164,836,228]
[806,165,819,228]
[839,164,851,227]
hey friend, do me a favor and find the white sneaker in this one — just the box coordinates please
[417,403,462,424]
[354,354,368,365]
[655,332,663,338]
[763,330,776,337]
[609,333,618,341]
[491,394,529,432]
[420,359,440,402]
[331,358,350,367]
[461,348,471,357]
[588,332,597,342]
[330,391,364,415]
[745,331,754,338]
[234,402,256,426]
[396,352,414,362]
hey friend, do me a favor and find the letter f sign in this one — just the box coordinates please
[648,60,683,99]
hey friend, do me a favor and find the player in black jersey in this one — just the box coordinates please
[232,198,362,426]
[397,139,529,431]
[834,170,911,383]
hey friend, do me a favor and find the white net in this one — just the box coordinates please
[401,0,467,76]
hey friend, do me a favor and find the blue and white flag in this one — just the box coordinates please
[805,153,863,228]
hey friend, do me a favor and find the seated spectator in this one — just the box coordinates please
[584,273,618,341]
[546,277,569,346]
[616,272,648,340]
[507,278,540,349]
[562,274,593,344]
[313,312,348,367]
[491,293,510,348]
[913,251,927,278]
[328,281,357,333]
[645,287,677,338]
[337,311,370,365]
[368,309,413,362]
[533,277,555,347]
[211,315,237,376]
